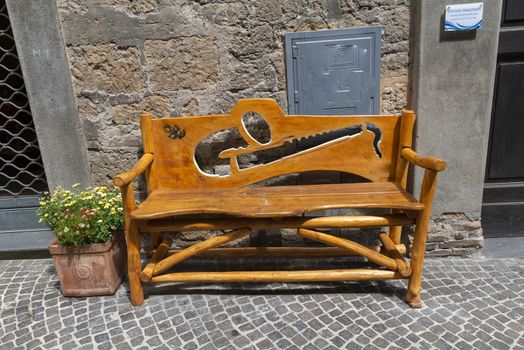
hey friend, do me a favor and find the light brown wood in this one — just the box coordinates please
[154,228,251,275]
[406,169,439,308]
[379,232,411,277]
[140,235,173,283]
[151,269,403,283]
[141,214,416,232]
[140,113,154,154]
[113,99,444,307]
[395,243,407,256]
[140,114,158,194]
[298,228,398,271]
[147,99,401,189]
[131,182,423,220]
[121,183,143,306]
[113,153,154,187]
[401,148,446,172]
[390,109,416,244]
[395,109,416,185]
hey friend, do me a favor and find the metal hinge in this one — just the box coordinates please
[292,46,299,58]
[294,90,300,103]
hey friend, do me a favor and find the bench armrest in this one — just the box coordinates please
[113,153,154,187]
[401,148,446,172]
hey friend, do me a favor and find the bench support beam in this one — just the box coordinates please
[140,236,173,283]
[379,232,411,277]
[298,228,399,271]
[153,228,251,276]
[141,214,416,232]
[151,269,404,283]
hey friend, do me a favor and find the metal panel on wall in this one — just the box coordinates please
[285,27,381,115]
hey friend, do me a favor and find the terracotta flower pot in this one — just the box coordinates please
[48,230,127,297]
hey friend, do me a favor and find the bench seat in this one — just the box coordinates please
[114,99,446,307]
[131,182,424,220]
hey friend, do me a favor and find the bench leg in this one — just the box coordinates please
[405,214,428,308]
[406,169,438,308]
[127,221,144,306]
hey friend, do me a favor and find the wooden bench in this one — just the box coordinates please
[113,98,446,307]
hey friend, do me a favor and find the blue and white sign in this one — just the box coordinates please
[445,3,484,31]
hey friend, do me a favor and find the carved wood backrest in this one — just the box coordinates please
[140,99,413,191]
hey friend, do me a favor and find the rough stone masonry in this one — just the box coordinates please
[55,0,482,256]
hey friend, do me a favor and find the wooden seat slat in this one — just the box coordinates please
[131,182,423,219]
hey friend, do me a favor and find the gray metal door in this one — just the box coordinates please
[0,1,51,255]
[286,27,381,115]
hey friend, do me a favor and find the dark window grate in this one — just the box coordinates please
[0,1,47,197]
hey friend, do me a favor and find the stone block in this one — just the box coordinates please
[439,239,484,249]
[452,222,482,231]
[112,95,172,125]
[425,242,437,251]
[180,98,199,115]
[380,76,408,115]
[87,148,141,186]
[77,97,107,120]
[426,232,449,243]
[199,2,248,26]
[68,44,144,94]
[100,125,142,148]
[229,24,276,58]
[425,249,452,257]
[451,248,482,257]
[145,37,219,91]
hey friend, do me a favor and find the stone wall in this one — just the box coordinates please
[56,0,410,184]
[55,0,483,257]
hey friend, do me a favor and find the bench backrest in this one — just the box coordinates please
[140,99,415,191]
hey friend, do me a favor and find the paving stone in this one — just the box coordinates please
[0,258,523,348]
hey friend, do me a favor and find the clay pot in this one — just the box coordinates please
[48,230,127,297]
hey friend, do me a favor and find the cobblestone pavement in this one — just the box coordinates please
[0,258,523,349]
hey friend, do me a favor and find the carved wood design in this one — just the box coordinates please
[163,123,185,140]
[145,99,401,190]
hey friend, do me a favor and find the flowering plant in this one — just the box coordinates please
[37,184,124,246]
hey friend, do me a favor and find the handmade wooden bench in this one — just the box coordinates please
[113,99,445,307]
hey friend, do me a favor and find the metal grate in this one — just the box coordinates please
[0,1,47,197]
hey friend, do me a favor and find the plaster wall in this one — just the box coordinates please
[410,0,502,256]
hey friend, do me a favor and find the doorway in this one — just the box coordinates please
[0,0,50,252]
[482,0,524,237]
